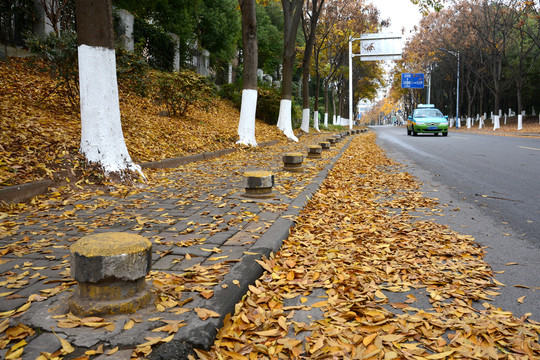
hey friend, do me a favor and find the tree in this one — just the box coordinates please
[276,0,304,142]
[237,0,259,146]
[256,2,283,76]
[75,0,143,178]
[300,0,325,133]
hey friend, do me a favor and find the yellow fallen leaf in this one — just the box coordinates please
[254,328,280,337]
[426,350,455,359]
[124,319,135,330]
[195,308,220,321]
[5,347,24,360]
[107,346,119,355]
[517,296,525,303]
[54,332,74,354]
[363,333,377,346]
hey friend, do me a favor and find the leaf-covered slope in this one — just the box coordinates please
[0,58,283,187]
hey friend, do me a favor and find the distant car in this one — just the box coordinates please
[407,104,449,136]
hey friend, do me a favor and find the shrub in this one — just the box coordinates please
[256,87,281,125]
[156,70,216,117]
[115,46,151,96]
[218,83,242,108]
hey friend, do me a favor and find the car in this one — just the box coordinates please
[407,104,449,136]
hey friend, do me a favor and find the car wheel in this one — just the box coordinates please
[412,128,418,136]
[407,127,411,136]
[442,132,448,137]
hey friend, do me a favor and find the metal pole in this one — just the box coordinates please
[456,52,460,129]
[427,66,431,104]
[348,37,353,129]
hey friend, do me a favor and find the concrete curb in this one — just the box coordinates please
[0,141,280,205]
[165,135,356,351]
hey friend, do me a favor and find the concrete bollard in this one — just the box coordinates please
[243,171,274,198]
[69,232,153,316]
[319,141,330,150]
[282,152,304,172]
[307,145,322,159]
[327,138,337,146]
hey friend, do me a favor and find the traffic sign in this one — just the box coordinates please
[401,73,424,89]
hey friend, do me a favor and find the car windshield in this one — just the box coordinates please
[414,109,444,118]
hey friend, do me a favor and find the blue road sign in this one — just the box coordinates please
[401,73,424,89]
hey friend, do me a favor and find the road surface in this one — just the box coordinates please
[373,125,540,320]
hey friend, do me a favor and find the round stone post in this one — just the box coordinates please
[307,145,322,159]
[319,141,330,151]
[327,137,337,146]
[282,152,304,172]
[243,171,274,198]
[69,232,153,316]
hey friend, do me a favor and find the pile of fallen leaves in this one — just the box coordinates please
[0,57,283,188]
[196,133,540,359]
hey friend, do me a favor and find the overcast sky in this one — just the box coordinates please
[372,0,423,40]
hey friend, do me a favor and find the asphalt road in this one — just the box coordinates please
[373,125,540,320]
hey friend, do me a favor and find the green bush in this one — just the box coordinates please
[256,87,281,125]
[218,83,242,108]
[156,70,216,117]
[115,46,150,96]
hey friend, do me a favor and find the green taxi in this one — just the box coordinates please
[407,104,449,136]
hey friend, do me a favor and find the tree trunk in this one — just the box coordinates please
[300,0,325,133]
[237,0,258,146]
[75,0,142,178]
[277,0,303,141]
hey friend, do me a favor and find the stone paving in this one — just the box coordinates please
[0,130,363,359]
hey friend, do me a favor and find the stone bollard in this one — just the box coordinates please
[243,171,274,198]
[307,145,322,159]
[327,137,337,146]
[334,135,342,142]
[319,141,330,150]
[69,232,153,316]
[282,152,304,172]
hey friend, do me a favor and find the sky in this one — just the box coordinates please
[373,0,424,40]
[367,0,424,101]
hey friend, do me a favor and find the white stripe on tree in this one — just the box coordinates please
[277,99,298,142]
[237,89,258,146]
[313,111,320,132]
[78,44,142,176]
[301,108,310,133]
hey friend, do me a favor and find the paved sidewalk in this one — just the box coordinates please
[0,130,361,359]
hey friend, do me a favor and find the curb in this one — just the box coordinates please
[158,135,356,352]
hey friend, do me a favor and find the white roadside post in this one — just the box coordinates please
[518,114,523,131]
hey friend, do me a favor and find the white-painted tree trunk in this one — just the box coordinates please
[324,113,328,127]
[517,114,523,131]
[237,89,258,146]
[332,115,336,125]
[466,117,471,128]
[493,115,500,130]
[337,115,341,125]
[78,45,142,176]
[277,99,298,142]
[313,111,320,132]
[301,108,310,133]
